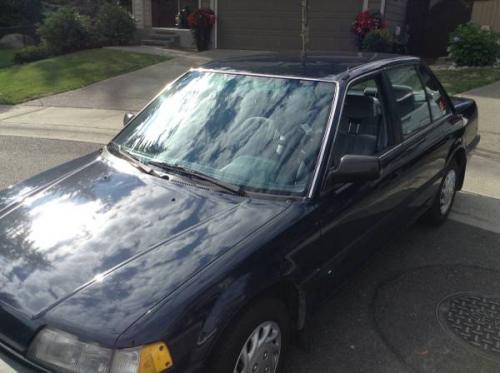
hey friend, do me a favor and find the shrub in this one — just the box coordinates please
[94,2,136,46]
[449,23,499,66]
[14,44,51,64]
[38,7,95,53]
[352,10,386,49]
[362,29,394,53]
[188,8,216,51]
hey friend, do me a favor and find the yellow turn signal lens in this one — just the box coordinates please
[139,342,173,373]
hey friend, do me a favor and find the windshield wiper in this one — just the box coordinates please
[147,161,245,196]
[107,144,169,180]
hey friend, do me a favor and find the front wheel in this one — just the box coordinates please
[206,298,290,373]
[422,160,459,225]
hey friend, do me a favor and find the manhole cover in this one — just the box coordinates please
[438,293,500,359]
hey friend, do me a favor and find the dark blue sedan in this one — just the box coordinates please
[0,53,479,373]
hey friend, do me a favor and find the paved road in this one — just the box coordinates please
[2,136,500,373]
[0,136,101,190]
[285,209,500,373]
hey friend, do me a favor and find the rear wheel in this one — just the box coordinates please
[207,299,290,373]
[422,160,459,225]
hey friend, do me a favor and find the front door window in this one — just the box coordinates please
[333,76,390,165]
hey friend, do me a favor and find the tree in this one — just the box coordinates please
[301,0,310,64]
[0,0,42,27]
[42,0,131,17]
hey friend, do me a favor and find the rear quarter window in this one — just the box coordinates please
[418,65,451,120]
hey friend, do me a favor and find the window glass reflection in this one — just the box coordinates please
[113,72,335,195]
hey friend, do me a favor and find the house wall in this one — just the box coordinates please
[217,0,364,51]
[132,0,152,28]
[369,0,383,12]
[369,0,408,31]
[132,0,145,28]
[472,0,500,31]
[309,0,364,51]
[133,0,410,51]
[384,0,408,29]
[217,0,302,50]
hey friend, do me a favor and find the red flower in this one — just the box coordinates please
[188,8,216,29]
[187,14,197,27]
[352,10,386,38]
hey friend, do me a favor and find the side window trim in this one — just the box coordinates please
[415,64,436,123]
[380,70,403,145]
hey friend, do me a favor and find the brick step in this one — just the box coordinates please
[141,39,176,47]
[151,28,180,36]
[149,34,178,42]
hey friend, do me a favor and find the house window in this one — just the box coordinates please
[200,0,211,8]
[181,0,198,12]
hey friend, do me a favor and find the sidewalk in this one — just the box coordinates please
[0,48,267,144]
[460,82,500,199]
[0,105,124,144]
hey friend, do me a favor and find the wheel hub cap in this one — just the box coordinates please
[440,169,457,215]
[234,321,281,373]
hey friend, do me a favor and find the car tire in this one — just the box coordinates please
[206,298,290,373]
[422,160,459,225]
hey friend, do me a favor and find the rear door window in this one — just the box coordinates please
[386,66,432,138]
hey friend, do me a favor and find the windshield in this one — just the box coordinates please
[112,71,336,196]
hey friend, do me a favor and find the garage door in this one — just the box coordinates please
[217,0,362,51]
[308,0,363,51]
[217,0,302,50]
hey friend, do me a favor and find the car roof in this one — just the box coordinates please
[199,52,420,82]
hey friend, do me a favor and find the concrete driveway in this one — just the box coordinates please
[24,47,267,111]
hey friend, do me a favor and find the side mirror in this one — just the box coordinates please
[123,112,135,126]
[326,155,381,185]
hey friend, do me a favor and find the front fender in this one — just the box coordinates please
[190,259,304,368]
[197,268,304,345]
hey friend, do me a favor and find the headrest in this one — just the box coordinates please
[364,87,379,98]
[343,94,379,119]
[391,85,414,102]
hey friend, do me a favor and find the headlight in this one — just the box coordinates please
[27,328,173,373]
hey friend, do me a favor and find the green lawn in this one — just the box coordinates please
[0,48,18,69]
[432,67,500,95]
[0,48,167,104]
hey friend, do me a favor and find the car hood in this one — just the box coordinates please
[0,151,288,344]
